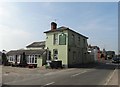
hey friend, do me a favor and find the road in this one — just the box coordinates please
[2,60,119,87]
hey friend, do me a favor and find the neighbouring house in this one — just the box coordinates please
[88,45,100,62]
[26,41,45,49]
[44,22,94,68]
[7,41,46,68]
[7,49,46,67]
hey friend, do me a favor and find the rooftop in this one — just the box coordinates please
[26,41,45,48]
[44,26,88,39]
[7,49,46,56]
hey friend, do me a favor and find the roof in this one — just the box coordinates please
[26,41,45,48]
[44,26,88,39]
[7,49,46,56]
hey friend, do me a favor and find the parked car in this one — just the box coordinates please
[112,57,120,63]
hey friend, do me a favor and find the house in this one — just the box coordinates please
[7,41,47,68]
[88,45,100,62]
[26,41,45,49]
[44,22,94,68]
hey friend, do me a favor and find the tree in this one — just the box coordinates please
[2,52,8,66]
[19,52,27,67]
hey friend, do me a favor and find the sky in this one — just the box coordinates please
[0,2,118,54]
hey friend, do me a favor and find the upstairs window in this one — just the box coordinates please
[71,34,75,45]
[59,33,66,45]
[78,37,80,45]
[53,33,58,45]
[83,39,85,47]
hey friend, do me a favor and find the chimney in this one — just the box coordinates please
[51,22,57,30]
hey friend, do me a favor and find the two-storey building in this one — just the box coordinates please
[44,22,93,68]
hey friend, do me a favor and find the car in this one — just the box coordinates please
[112,57,120,63]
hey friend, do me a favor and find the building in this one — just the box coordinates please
[26,41,45,49]
[44,22,94,68]
[88,45,100,62]
[7,41,47,68]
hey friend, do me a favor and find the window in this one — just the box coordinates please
[17,55,20,62]
[9,56,13,61]
[35,56,37,63]
[32,56,34,63]
[27,55,37,64]
[53,49,58,60]
[83,39,85,47]
[53,33,58,45]
[78,37,80,45]
[73,51,76,60]
[71,34,75,45]
[59,33,66,45]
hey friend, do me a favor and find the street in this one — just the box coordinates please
[2,60,119,87]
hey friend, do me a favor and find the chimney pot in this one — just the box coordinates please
[51,22,57,30]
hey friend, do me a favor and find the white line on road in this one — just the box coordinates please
[46,82,55,85]
[104,67,117,85]
[44,68,75,76]
[41,82,55,87]
[71,71,87,77]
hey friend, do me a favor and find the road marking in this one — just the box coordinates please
[46,82,55,85]
[104,67,117,85]
[71,71,87,77]
[44,68,75,76]
[41,82,55,87]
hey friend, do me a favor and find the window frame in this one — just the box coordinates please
[59,33,66,45]
[53,33,58,45]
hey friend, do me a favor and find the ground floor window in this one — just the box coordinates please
[27,55,38,64]
[8,55,21,63]
[53,49,58,60]
[8,56,14,62]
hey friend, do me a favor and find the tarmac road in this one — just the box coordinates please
[2,60,119,87]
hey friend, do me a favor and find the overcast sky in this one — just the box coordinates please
[0,2,118,54]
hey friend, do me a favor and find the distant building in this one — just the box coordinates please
[44,22,94,68]
[88,45,100,61]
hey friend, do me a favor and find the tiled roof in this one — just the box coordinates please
[26,41,45,48]
[7,49,46,56]
[44,27,88,39]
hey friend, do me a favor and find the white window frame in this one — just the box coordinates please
[27,55,37,64]
[9,56,14,62]
[53,33,58,45]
